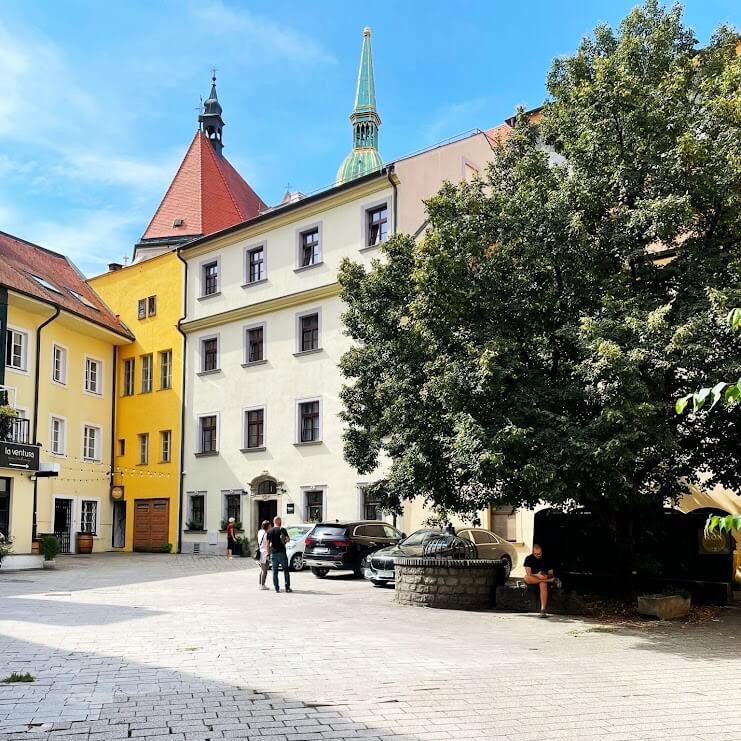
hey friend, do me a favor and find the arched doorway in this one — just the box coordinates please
[248,473,283,533]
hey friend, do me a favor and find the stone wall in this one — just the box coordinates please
[395,558,505,609]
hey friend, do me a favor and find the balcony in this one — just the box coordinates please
[0,413,30,444]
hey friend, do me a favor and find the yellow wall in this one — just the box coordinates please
[3,295,124,553]
[89,252,183,551]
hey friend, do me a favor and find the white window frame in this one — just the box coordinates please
[5,325,30,374]
[295,397,322,445]
[186,491,207,530]
[199,334,220,374]
[49,414,67,456]
[295,307,322,355]
[141,353,153,393]
[196,412,220,455]
[84,356,103,396]
[82,423,102,462]
[51,343,68,386]
[301,485,327,523]
[295,222,323,271]
[159,350,172,390]
[160,429,172,463]
[199,256,221,298]
[122,357,135,396]
[243,322,267,365]
[244,242,267,286]
[222,490,242,523]
[138,432,149,465]
[241,405,266,451]
[361,197,392,251]
[80,498,101,536]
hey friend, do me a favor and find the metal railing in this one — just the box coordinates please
[0,414,30,444]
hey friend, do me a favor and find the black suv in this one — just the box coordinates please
[304,521,404,578]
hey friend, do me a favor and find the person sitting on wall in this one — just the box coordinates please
[523,543,561,618]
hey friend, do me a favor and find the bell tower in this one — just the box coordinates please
[198,73,225,156]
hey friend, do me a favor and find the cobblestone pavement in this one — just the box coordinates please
[1,554,740,741]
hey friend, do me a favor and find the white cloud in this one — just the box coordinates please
[423,98,490,144]
[192,0,336,65]
[23,209,142,275]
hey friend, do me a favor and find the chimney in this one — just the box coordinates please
[108,262,123,272]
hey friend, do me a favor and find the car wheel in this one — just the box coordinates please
[354,556,369,578]
[500,554,512,579]
[290,553,304,572]
[311,567,329,578]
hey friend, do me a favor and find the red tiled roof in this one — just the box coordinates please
[0,230,133,339]
[141,131,266,241]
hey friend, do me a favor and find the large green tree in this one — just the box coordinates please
[338,1,741,567]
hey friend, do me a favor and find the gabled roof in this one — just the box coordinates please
[141,130,266,241]
[0,230,133,339]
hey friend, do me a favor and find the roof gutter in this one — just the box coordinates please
[174,248,189,555]
[31,304,60,542]
[387,164,398,236]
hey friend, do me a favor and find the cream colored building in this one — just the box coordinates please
[178,129,496,553]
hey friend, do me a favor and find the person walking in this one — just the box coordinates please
[267,516,292,593]
[226,517,237,560]
[257,519,270,590]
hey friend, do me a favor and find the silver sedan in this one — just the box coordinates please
[456,528,518,578]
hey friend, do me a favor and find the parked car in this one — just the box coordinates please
[365,529,443,587]
[456,527,518,578]
[284,525,313,571]
[304,521,404,578]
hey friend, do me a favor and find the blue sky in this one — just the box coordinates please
[0,0,737,275]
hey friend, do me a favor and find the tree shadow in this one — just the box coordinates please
[0,634,421,740]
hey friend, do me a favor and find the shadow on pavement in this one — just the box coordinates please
[0,633,420,740]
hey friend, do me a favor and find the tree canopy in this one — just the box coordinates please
[338,1,741,531]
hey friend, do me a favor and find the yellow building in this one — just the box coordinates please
[89,252,184,552]
[88,76,265,552]
[1,230,132,561]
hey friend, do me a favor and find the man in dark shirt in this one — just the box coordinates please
[267,516,292,593]
[523,544,556,617]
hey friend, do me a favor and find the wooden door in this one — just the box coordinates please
[133,499,170,552]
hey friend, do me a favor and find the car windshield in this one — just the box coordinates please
[401,530,438,547]
[286,526,310,539]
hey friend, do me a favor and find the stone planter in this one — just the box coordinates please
[395,558,506,610]
[42,560,57,570]
[637,594,691,620]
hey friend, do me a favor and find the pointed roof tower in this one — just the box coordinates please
[133,75,267,262]
[336,27,383,185]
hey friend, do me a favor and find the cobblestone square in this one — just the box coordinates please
[1,555,740,740]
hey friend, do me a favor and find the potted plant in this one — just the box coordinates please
[185,519,204,532]
[235,535,250,557]
[39,534,61,569]
[0,534,13,569]
[220,519,243,531]
[0,405,17,440]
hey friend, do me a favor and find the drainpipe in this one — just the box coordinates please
[31,304,60,540]
[386,165,398,235]
[0,286,8,388]
[175,249,189,554]
[109,344,118,548]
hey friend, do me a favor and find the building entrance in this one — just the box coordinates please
[0,477,10,540]
[54,498,73,554]
[257,499,277,528]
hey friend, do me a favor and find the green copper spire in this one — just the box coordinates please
[336,27,383,184]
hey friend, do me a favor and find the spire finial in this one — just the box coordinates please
[336,27,383,184]
[199,71,225,155]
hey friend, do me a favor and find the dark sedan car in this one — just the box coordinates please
[304,521,404,578]
[366,529,473,586]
